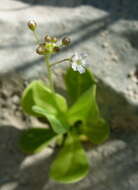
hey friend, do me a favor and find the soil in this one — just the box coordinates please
[0,75,27,128]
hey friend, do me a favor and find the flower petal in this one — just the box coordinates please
[81,60,86,67]
[80,53,88,60]
[77,65,85,74]
[72,52,79,62]
[72,62,78,71]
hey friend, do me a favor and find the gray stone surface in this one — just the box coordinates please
[0,1,138,190]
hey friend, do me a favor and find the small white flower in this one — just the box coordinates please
[71,52,88,74]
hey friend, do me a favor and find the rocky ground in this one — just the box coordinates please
[0,0,138,190]
[0,75,138,190]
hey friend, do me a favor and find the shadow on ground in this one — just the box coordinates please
[120,30,138,50]
[0,124,138,190]
[0,125,54,190]
[14,0,138,20]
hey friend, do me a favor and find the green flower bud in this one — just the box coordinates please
[28,20,37,31]
[62,37,71,46]
[44,35,52,42]
[51,37,58,43]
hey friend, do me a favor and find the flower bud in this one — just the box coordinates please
[51,37,58,43]
[36,44,46,55]
[28,20,37,31]
[44,35,52,42]
[62,37,71,46]
[53,46,60,53]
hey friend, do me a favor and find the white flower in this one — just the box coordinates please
[71,53,88,74]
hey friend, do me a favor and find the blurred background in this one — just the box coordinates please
[0,1,138,190]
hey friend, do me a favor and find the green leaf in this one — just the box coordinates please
[64,68,96,105]
[21,80,69,134]
[50,132,89,183]
[20,128,57,154]
[21,80,68,117]
[67,82,109,144]
[67,85,99,126]
[82,118,110,144]
[33,106,69,134]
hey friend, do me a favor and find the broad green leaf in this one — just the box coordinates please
[20,128,57,154]
[21,80,69,134]
[55,93,67,113]
[67,85,99,126]
[67,83,109,144]
[21,80,68,117]
[82,118,110,144]
[50,132,89,183]
[64,68,96,105]
[33,106,69,134]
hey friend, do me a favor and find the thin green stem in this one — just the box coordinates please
[45,55,54,92]
[33,30,40,44]
[50,58,71,67]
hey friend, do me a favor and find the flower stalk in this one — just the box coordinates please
[33,30,40,44]
[50,58,71,67]
[45,55,55,92]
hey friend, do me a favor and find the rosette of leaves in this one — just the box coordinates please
[20,68,109,184]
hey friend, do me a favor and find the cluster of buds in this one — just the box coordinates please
[36,35,71,55]
[27,20,71,56]
[27,20,88,74]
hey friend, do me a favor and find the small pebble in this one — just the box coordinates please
[127,70,138,83]
[134,69,138,79]
[101,31,108,37]
[12,95,20,105]
[127,70,134,78]
[131,76,138,83]
[102,42,109,48]
[111,55,119,62]
[0,91,8,100]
